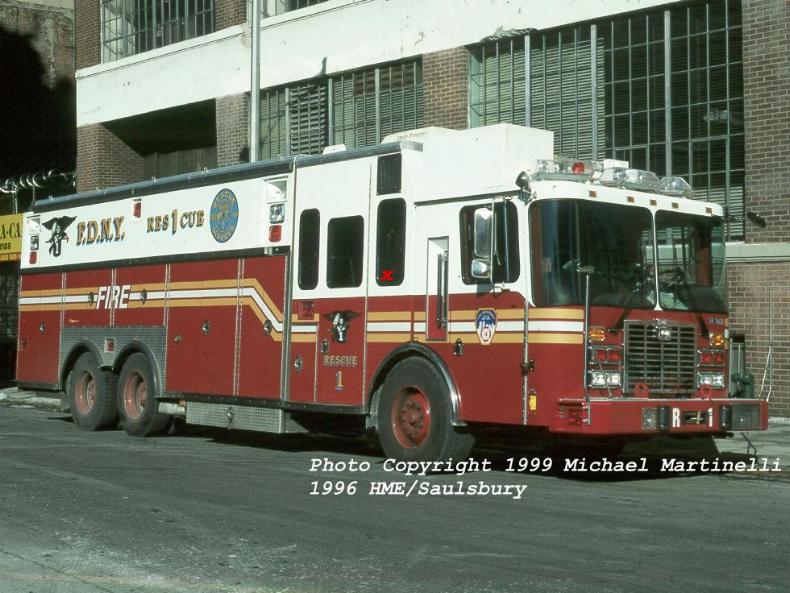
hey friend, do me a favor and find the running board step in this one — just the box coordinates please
[185,402,307,434]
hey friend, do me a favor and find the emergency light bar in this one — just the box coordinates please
[533,158,595,181]
[598,167,660,192]
[656,175,695,198]
[530,155,697,200]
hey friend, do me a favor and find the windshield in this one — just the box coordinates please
[530,200,655,308]
[655,211,726,313]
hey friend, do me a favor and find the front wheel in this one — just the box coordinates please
[117,353,170,437]
[376,358,474,462]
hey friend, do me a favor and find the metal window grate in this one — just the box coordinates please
[101,0,214,62]
[257,60,423,158]
[468,0,745,239]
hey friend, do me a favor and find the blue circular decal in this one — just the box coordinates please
[210,189,239,243]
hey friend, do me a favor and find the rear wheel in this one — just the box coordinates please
[377,358,474,462]
[68,353,118,431]
[117,353,170,437]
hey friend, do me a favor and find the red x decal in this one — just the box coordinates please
[380,269,394,282]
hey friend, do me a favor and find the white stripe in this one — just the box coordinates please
[449,321,476,332]
[241,287,284,333]
[529,320,584,333]
[497,320,525,332]
[129,291,167,301]
[367,321,411,333]
[20,295,61,305]
[292,324,318,333]
[413,322,426,332]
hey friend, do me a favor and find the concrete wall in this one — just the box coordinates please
[76,0,679,127]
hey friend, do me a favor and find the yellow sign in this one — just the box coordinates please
[0,214,22,262]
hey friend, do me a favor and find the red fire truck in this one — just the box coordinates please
[17,124,767,461]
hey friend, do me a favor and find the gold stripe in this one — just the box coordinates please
[292,334,317,343]
[496,309,524,320]
[449,309,524,321]
[366,333,411,343]
[449,310,476,321]
[130,282,167,292]
[62,286,97,296]
[413,311,426,321]
[167,297,238,308]
[528,332,584,344]
[367,311,412,321]
[529,308,584,320]
[21,288,63,297]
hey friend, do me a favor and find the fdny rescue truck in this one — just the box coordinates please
[17,124,767,461]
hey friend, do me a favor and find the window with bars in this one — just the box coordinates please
[101,0,214,62]
[258,60,423,158]
[469,0,745,240]
[262,0,329,17]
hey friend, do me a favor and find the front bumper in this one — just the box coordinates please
[551,397,768,435]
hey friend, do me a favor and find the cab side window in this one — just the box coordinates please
[327,216,364,288]
[298,209,320,290]
[375,198,406,286]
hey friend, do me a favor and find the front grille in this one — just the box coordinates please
[624,320,696,395]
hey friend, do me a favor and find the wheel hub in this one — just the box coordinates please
[74,372,96,415]
[391,388,432,448]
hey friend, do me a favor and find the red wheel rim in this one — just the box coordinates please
[390,387,432,449]
[74,371,96,415]
[123,371,148,421]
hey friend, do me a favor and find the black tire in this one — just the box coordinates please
[377,357,474,462]
[68,352,118,431]
[117,353,170,437]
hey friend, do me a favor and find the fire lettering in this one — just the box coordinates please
[95,284,131,309]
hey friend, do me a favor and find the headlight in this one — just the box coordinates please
[589,371,621,387]
[698,372,725,389]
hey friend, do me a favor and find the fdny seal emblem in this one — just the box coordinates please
[475,309,497,345]
[324,310,360,343]
[210,189,239,243]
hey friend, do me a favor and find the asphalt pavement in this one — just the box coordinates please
[1,388,789,593]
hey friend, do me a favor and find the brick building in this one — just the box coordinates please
[73,0,790,415]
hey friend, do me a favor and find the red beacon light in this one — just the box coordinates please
[533,158,595,182]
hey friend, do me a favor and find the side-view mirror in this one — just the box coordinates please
[471,258,491,279]
[473,207,493,259]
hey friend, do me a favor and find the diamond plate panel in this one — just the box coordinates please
[186,402,306,434]
[60,326,167,391]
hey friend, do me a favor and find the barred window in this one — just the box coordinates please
[263,0,329,16]
[468,0,744,240]
[331,61,423,149]
[101,0,214,62]
[257,60,423,158]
